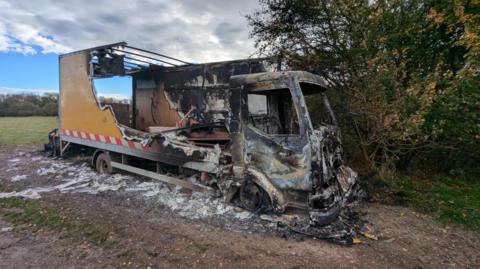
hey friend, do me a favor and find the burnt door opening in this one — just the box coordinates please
[247,89,300,135]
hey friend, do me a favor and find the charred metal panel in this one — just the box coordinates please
[162,87,232,123]
[160,60,267,88]
[94,52,125,77]
[241,74,313,198]
[134,77,181,131]
[244,126,312,191]
[107,103,130,126]
[131,60,268,132]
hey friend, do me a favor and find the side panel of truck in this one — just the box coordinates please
[59,52,122,138]
[58,51,222,173]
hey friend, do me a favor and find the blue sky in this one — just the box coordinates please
[0,51,132,96]
[0,0,258,98]
[0,51,58,90]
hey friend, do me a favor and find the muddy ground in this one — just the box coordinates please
[0,145,479,268]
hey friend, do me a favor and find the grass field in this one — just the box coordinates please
[0,183,114,248]
[398,176,480,230]
[374,175,480,231]
[0,116,57,145]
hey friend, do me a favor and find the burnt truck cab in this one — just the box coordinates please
[228,72,357,221]
[52,43,357,224]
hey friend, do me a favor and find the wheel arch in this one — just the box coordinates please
[246,167,287,213]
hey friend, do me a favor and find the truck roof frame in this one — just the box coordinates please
[60,41,274,76]
[60,41,193,73]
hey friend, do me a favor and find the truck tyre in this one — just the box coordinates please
[95,152,113,174]
[309,201,342,226]
[44,128,60,156]
[240,181,271,212]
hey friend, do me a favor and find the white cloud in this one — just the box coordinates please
[0,0,259,61]
[9,24,70,54]
[97,93,130,101]
[0,22,36,54]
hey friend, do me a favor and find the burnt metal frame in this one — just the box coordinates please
[116,44,192,69]
[123,45,192,65]
[59,41,193,75]
[113,48,180,66]
[59,42,127,58]
[111,161,214,194]
[60,135,219,173]
[60,42,273,76]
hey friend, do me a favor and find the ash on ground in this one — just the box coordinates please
[1,149,375,245]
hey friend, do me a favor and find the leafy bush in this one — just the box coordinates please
[248,0,480,176]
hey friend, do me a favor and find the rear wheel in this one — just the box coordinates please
[44,129,60,156]
[95,152,113,174]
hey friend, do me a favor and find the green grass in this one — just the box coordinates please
[0,116,57,145]
[0,189,114,247]
[391,175,480,230]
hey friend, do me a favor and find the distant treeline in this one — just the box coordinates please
[0,94,58,116]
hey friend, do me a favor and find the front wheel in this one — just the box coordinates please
[309,176,343,226]
[239,181,271,213]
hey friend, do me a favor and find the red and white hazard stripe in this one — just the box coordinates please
[61,129,144,150]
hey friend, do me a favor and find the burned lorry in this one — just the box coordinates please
[49,42,357,224]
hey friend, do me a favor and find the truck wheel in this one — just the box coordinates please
[95,152,113,174]
[309,201,342,226]
[240,181,271,212]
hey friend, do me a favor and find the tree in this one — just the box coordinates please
[248,0,480,175]
[0,94,59,116]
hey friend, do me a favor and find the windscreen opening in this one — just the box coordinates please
[247,89,299,135]
[300,82,336,126]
